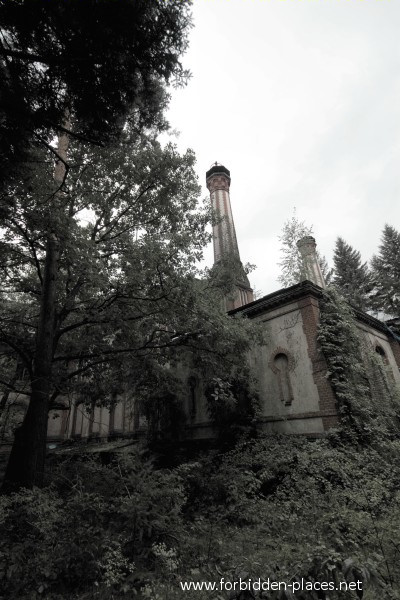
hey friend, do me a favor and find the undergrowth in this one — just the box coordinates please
[1,288,400,599]
[1,434,400,599]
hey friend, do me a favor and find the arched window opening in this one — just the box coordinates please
[188,376,197,419]
[273,353,294,406]
[375,345,386,358]
[375,344,390,367]
[47,407,68,439]
[71,402,85,438]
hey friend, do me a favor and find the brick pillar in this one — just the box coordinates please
[299,295,338,431]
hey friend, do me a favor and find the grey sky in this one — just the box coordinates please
[165,0,400,296]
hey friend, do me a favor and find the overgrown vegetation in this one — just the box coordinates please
[1,3,400,598]
[318,287,400,444]
[1,286,400,598]
[2,429,400,599]
[1,286,400,599]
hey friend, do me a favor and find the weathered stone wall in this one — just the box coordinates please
[249,300,323,433]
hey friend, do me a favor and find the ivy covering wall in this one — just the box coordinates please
[318,287,400,444]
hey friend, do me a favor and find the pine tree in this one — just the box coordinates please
[371,225,400,317]
[333,237,372,310]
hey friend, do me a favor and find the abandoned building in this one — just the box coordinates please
[3,164,400,448]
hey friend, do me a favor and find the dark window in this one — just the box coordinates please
[273,353,293,406]
[375,345,386,358]
[188,376,197,419]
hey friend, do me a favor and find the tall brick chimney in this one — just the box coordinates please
[206,163,254,309]
[297,236,326,289]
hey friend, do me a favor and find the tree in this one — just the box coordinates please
[0,0,192,186]
[0,136,258,490]
[371,224,400,317]
[332,237,372,311]
[0,0,194,490]
[277,212,332,287]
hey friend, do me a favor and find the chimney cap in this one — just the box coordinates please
[206,164,230,182]
[297,236,316,248]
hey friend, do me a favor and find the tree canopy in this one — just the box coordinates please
[0,0,192,185]
[0,0,200,490]
[0,134,258,489]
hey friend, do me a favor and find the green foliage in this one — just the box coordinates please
[318,287,400,444]
[0,0,192,186]
[333,237,372,310]
[177,435,400,599]
[205,374,260,445]
[0,446,185,599]
[318,287,373,443]
[278,212,313,287]
[2,432,400,598]
[0,133,257,423]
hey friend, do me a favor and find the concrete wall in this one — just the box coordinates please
[249,300,325,434]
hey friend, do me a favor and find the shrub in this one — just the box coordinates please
[0,446,186,599]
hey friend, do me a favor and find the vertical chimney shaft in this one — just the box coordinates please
[206,163,254,309]
[296,236,326,289]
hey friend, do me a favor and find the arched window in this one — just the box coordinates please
[375,345,386,358]
[47,406,68,439]
[270,350,294,406]
[188,376,197,419]
[72,402,87,438]
[375,344,389,367]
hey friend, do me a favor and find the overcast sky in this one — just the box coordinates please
[165,0,400,296]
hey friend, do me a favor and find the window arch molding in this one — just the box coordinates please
[268,347,295,374]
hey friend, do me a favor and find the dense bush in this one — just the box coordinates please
[1,435,400,599]
[177,435,400,599]
[3,297,400,600]
[0,447,185,599]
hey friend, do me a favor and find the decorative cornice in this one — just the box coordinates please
[352,307,394,336]
[206,174,230,193]
[230,281,393,336]
[229,280,324,318]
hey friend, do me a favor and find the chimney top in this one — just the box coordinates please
[206,164,230,182]
[296,235,326,289]
[296,236,316,249]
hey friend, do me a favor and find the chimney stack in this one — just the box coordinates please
[296,236,326,289]
[206,163,254,309]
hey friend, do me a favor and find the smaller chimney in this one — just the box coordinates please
[297,236,326,289]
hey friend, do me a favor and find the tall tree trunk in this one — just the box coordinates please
[2,127,69,492]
